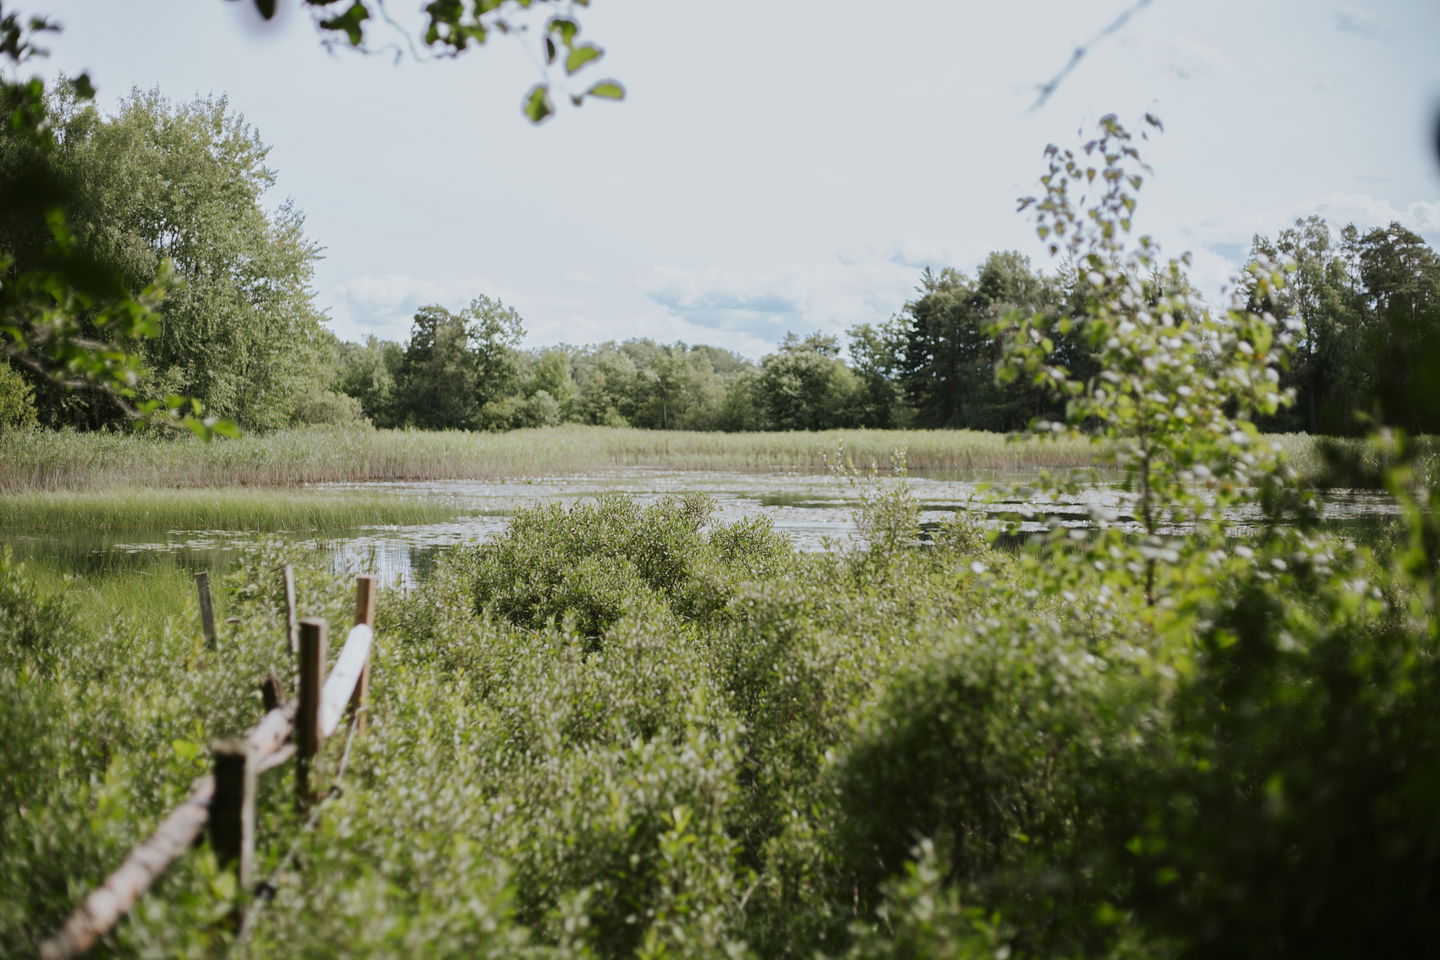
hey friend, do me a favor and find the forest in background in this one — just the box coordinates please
[6,89,1440,439]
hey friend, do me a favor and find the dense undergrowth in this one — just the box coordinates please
[3,475,1439,957]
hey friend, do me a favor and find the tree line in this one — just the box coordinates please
[5,87,1440,437]
[1248,216,1440,435]
[333,221,1440,438]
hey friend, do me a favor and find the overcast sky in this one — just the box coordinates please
[26,0,1440,358]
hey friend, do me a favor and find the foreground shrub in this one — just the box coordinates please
[1107,569,1440,959]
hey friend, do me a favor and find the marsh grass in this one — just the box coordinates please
[0,488,467,531]
[0,425,1107,491]
[18,554,213,635]
[0,424,1381,493]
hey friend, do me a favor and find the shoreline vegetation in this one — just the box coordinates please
[0,423,1356,493]
[0,488,468,532]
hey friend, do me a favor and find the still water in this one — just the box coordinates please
[9,468,1403,586]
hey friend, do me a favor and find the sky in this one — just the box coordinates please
[24,0,1440,358]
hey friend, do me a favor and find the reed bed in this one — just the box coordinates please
[0,424,1373,493]
[0,425,1107,492]
[0,488,464,531]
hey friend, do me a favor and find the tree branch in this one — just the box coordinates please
[1029,0,1155,112]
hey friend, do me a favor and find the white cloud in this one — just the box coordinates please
[1149,36,1231,81]
[332,273,499,317]
[1332,7,1382,39]
[329,273,504,342]
[1304,193,1440,235]
[1182,192,1440,249]
[1184,246,1251,305]
[329,269,784,359]
[643,254,923,346]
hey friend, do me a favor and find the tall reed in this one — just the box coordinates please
[0,425,1106,492]
[0,424,1363,493]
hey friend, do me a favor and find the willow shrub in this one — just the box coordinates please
[438,492,792,639]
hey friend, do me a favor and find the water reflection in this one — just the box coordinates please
[6,468,1403,587]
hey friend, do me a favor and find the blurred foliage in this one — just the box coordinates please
[259,0,626,125]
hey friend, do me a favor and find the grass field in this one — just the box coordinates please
[0,423,1346,492]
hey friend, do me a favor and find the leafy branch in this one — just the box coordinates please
[239,0,626,123]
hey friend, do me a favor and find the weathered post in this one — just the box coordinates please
[259,671,282,713]
[282,564,299,658]
[296,618,327,809]
[209,739,257,892]
[348,575,377,733]
[195,571,218,648]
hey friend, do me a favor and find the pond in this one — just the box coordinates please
[7,468,1404,586]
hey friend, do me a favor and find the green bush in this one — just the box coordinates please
[446,493,791,639]
[8,483,1440,959]
[1102,568,1440,959]
[0,363,38,431]
[828,606,1155,957]
[289,388,368,427]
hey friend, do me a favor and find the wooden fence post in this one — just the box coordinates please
[259,671,282,713]
[195,571,217,649]
[296,618,327,809]
[209,739,257,892]
[282,564,299,658]
[348,576,377,733]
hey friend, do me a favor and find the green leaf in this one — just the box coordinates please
[68,72,95,100]
[585,80,625,101]
[523,83,555,123]
[547,17,578,46]
[565,43,602,75]
[319,1,370,46]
